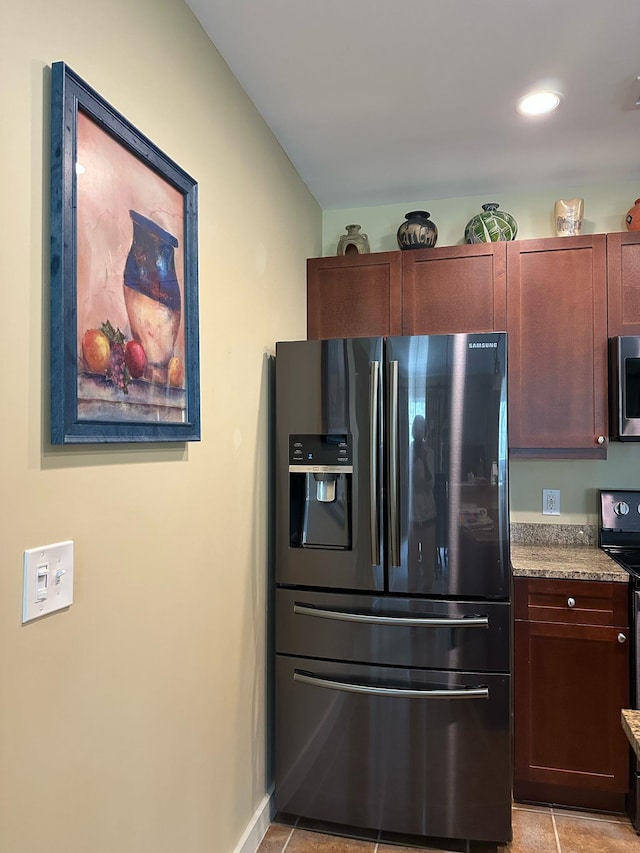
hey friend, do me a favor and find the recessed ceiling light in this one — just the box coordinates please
[517,91,561,116]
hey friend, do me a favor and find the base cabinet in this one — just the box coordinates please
[514,577,630,812]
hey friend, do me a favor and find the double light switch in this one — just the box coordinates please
[23,540,74,623]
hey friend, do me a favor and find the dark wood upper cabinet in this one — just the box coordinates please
[307,252,402,340]
[307,243,506,340]
[401,242,506,335]
[306,234,616,459]
[506,235,608,458]
[607,231,640,336]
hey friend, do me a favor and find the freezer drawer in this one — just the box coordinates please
[276,588,511,672]
[275,655,512,843]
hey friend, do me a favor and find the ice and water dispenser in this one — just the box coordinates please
[289,434,352,550]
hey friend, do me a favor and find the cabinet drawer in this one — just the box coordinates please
[514,577,628,627]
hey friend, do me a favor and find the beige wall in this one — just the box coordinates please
[0,3,320,852]
[324,183,640,524]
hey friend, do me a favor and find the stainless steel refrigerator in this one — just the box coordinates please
[274,333,512,844]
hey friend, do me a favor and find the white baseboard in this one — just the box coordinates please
[232,791,274,853]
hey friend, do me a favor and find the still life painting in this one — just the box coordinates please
[50,62,200,444]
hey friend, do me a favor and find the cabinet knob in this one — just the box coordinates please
[596,435,606,445]
[618,633,627,644]
[567,597,576,608]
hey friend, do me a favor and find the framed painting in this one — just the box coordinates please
[49,61,200,443]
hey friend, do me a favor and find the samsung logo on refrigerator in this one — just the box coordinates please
[468,342,497,349]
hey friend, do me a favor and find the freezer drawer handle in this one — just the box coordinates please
[293,603,489,628]
[293,670,489,700]
[369,360,380,566]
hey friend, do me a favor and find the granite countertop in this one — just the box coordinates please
[622,710,640,759]
[511,543,629,583]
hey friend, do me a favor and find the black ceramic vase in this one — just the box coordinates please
[397,211,438,250]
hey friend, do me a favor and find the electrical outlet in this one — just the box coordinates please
[542,489,560,516]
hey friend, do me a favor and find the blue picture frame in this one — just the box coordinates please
[50,61,200,443]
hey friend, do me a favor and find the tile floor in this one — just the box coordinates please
[257,804,640,852]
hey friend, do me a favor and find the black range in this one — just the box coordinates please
[599,489,640,832]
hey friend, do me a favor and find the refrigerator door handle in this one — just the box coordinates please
[293,603,489,628]
[389,359,400,567]
[294,670,489,700]
[369,360,380,566]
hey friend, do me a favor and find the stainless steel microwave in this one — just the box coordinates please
[609,336,640,440]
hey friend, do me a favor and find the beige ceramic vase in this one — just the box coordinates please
[554,198,584,237]
[337,224,370,255]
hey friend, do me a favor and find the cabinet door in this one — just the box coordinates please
[401,243,506,335]
[514,577,630,813]
[607,231,640,336]
[307,253,402,340]
[506,236,608,458]
[514,619,629,810]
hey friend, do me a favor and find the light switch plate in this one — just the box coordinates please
[23,540,74,623]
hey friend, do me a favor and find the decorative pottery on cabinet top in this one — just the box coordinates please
[397,210,438,250]
[465,203,517,244]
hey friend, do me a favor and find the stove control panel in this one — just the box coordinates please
[600,490,640,533]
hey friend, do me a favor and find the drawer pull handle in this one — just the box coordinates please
[567,597,576,608]
[597,435,606,445]
[618,633,627,644]
[293,604,489,628]
[293,670,489,700]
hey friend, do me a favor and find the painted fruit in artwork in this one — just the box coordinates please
[82,328,111,374]
[167,356,185,388]
[125,339,147,380]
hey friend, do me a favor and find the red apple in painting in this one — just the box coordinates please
[82,328,111,374]
[168,356,184,388]
[125,339,147,379]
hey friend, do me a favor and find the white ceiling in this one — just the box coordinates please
[185,0,640,210]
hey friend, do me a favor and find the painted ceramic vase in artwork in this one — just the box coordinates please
[397,211,438,250]
[123,210,181,382]
[337,224,370,255]
[465,203,518,244]
[626,199,640,232]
